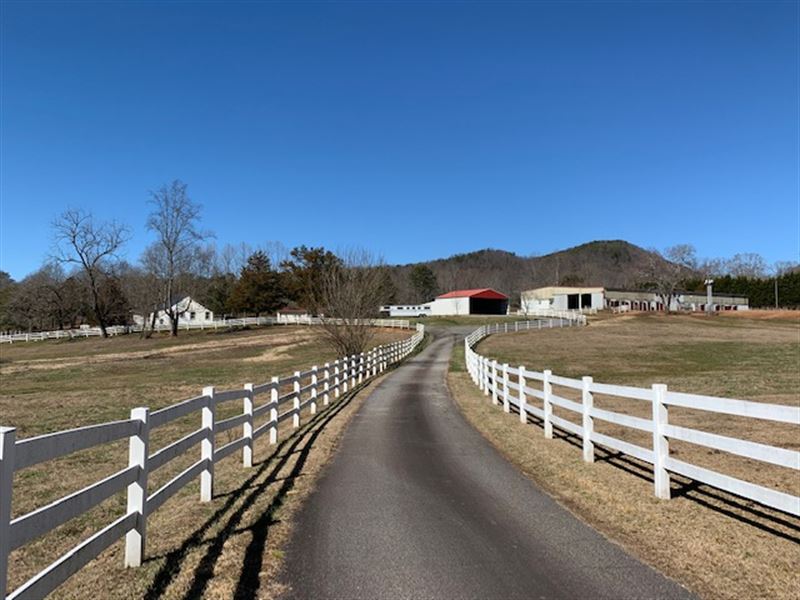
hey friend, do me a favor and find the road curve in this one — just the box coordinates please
[280,328,694,599]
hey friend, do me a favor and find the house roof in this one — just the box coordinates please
[437,288,509,300]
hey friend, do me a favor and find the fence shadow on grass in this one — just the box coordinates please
[143,386,361,600]
[511,405,800,544]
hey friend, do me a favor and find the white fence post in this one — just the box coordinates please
[269,377,279,445]
[582,377,594,463]
[0,427,16,600]
[323,363,331,406]
[358,353,365,384]
[491,360,499,405]
[125,407,149,567]
[243,383,254,467]
[502,363,510,413]
[201,386,215,502]
[342,357,349,393]
[310,367,318,415]
[652,384,671,499]
[483,357,490,396]
[293,372,301,428]
[518,366,526,423]
[543,370,553,439]
[465,340,472,382]
[334,360,342,397]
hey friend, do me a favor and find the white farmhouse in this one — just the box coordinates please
[150,297,214,326]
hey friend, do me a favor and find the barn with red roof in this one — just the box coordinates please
[431,288,509,315]
[380,288,509,317]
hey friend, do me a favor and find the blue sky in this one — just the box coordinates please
[1,0,798,280]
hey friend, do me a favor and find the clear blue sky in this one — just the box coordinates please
[1,0,798,280]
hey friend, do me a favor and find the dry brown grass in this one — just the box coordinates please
[474,313,799,496]
[718,309,799,321]
[0,325,407,598]
[448,313,800,599]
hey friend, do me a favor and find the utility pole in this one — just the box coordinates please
[775,277,779,309]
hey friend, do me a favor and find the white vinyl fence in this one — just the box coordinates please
[0,317,411,344]
[465,321,800,517]
[0,324,425,599]
[516,308,593,320]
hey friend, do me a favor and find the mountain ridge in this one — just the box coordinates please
[388,240,677,303]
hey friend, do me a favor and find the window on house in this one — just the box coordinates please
[205,311,210,320]
[190,312,196,320]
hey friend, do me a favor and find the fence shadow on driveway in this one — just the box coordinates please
[143,386,362,600]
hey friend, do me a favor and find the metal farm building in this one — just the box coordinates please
[381,288,509,317]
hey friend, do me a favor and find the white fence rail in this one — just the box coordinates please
[465,321,800,517]
[0,324,425,599]
[516,308,592,321]
[0,317,411,344]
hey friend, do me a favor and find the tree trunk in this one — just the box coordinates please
[143,309,157,339]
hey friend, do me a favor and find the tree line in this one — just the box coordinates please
[2,202,797,335]
[638,244,800,310]
[0,180,399,339]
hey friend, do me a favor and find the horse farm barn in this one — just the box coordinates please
[382,288,509,317]
[519,286,749,313]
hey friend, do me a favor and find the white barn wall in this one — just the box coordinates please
[428,297,470,316]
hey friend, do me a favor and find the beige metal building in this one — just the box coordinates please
[605,289,749,312]
[520,287,605,312]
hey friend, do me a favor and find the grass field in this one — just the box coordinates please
[449,312,800,599]
[0,325,409,598]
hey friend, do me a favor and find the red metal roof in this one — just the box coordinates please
[436,288,508,300]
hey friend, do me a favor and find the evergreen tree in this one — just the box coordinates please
[280,246,342,310]
[409,264,438,303]
[228,251,284,315]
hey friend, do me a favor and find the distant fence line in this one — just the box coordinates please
[0,317,411,344]
[0,324,425,599]
[515,308,593,321]
[464,319,800,518]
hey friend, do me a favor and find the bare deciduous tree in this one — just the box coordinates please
[117,262,162,337]
[640,244,698,312]
[725,253,767,278]
[316,249,391,356]
[145,180,210,336]
[52,209,129,337]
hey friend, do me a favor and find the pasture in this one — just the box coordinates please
[0,325,408,598]
[450,312,800,599]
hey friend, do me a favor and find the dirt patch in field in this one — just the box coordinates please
[0,329,319,375]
